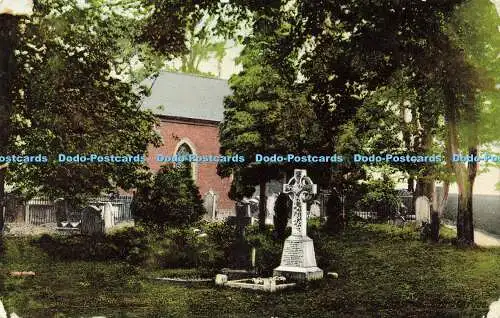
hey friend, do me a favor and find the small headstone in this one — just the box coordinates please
[310,201,321,218]
[319,190,332,218]
[273,169,323,281]
[203,191,217,220]
[0,300,6,318]
[81,205,104,235]
[487,298,500,318]
[266,194,278,225]
[215,274,228,285]
[102,202,115,230]
[415,196,431,226]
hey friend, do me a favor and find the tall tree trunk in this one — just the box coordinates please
[258,179,266,231]
[0,16,18,234]
[456,147,477,245]
[447,106,477,246]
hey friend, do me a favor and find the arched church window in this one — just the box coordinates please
[175,142,196,180]
[175,143,192,158]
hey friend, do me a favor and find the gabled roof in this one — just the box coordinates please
[141,72,232,122]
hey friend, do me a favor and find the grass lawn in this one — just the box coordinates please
[1,223,500,317]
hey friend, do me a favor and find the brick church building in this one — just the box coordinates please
[141,72,235,218]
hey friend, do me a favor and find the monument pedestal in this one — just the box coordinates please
[273,235,323,281]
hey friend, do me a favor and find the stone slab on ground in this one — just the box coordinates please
[4,223,57,236]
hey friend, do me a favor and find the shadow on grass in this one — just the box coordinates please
[2,222,500,317]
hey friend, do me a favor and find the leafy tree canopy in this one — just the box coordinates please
[4,0,202,201]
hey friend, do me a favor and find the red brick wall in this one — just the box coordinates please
[146,117,234,211]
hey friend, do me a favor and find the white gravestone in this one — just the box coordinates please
[203,191,217,220]
[102,202,115,230]
[415,196,431,226]
[273,169,324,281]
[81,205,104,235]
[266,193,278,225]
[310,201,321,218]
[0,300,6,318]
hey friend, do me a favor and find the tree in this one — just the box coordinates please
[0,0,213,234]
[140,0,496,243]
[0,0,34,232]
[131,163,206,228]
[218,20,322,230]
[0,16,19,232]
[3,0,161,204]
[439,0,500,245]
[177,13,230,78]
[293,0,467,237]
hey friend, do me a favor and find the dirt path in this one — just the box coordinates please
[444,224,500,247]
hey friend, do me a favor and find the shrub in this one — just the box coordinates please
[148,227,201,268]
[245,224,282,275]
[34,227,150,264]
[356,176,401,220]
[131,163,206,229]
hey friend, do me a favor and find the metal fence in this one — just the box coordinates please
[5,195,134,225]
[88,196,134,224]
[351,190,415,222]
[25,198,58,225]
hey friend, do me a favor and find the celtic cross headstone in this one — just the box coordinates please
[273,169,323,281]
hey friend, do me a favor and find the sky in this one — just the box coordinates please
[492,0,500,14]
[0,0,33,15]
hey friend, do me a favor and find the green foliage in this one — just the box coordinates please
[176,13,230,78]
[447,0,500,147]
[356,176,401,220]
[131,164,206,229]
[218,28,322,200]
[245,224,281,275]
[5,0,163,201]
[148,227,206,268]
[35,226,149,264]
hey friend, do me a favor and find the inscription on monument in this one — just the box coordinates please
[281,240,303,267]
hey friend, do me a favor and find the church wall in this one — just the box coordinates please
[146,117,235,215]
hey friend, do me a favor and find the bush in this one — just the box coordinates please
[131,163,206,229]
[356,176,401,220]
[245,224,282,275]
[35,227,150,264]
[148,227,202,268]
[144,221,242,271]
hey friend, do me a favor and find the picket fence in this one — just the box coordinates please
[5,195,133,225]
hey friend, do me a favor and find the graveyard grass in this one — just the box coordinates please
[2,223,500,317]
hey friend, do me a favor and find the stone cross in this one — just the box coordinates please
[283,169,317,237]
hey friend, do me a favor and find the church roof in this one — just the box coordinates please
[140,72,231,122]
